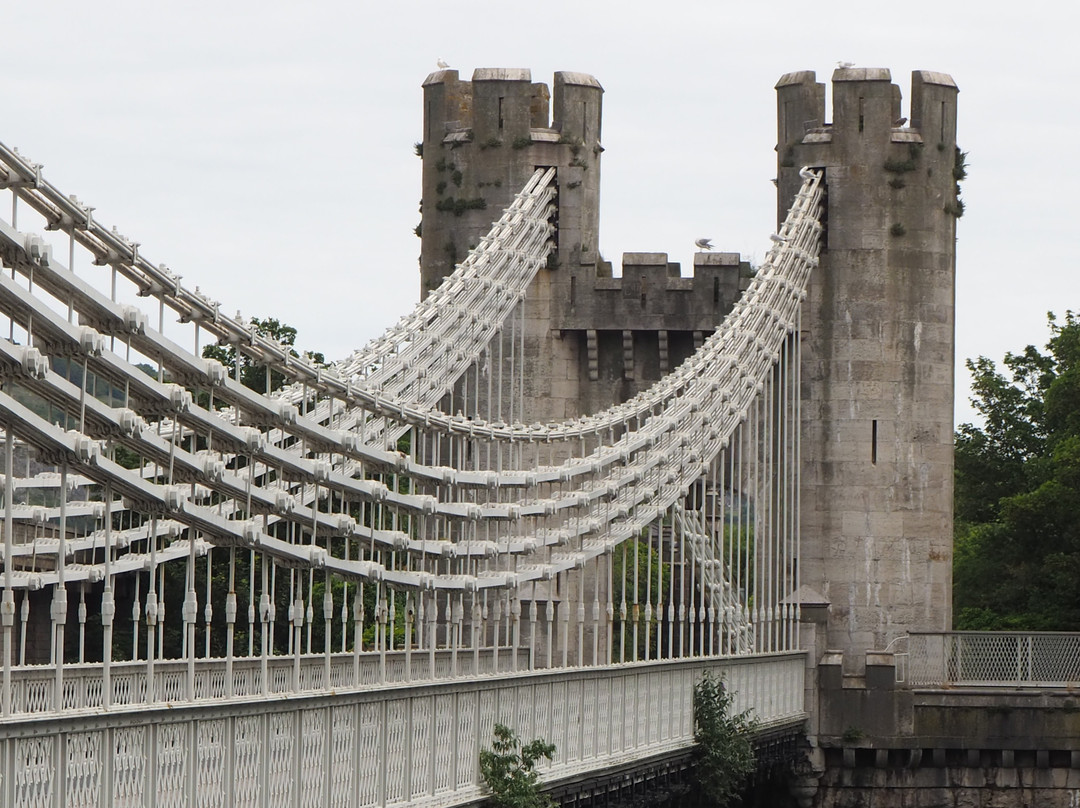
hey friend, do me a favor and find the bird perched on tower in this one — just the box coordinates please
[437,58,450,69]
[695,238,713,251]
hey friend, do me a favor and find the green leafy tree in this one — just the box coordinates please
[202,316,325,395]
[954,311,1080,629]
[693,672,756,807]
[478,724,556,808]
[611,538,668,659]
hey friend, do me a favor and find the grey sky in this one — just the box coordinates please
[2,1,1075,427]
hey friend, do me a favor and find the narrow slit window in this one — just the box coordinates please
[858,97,865,133]
[871,419,878,464]
[713,277,720,306]
[498,97,504,130]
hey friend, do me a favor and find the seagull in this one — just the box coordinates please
[836,61,855,69]
[769,234,788,245]
[799,166,816,180]
[437,58,450,69]
[695,238,714,251]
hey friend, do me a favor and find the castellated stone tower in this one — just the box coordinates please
[420,68,748,422]
[776,68,959,662]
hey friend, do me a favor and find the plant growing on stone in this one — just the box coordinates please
[479,723,556,808]
[693,672,756,807]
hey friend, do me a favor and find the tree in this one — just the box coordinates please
[478,724,556,808]
[954,311,1080,629]
[693,672,756,807]
[202,317,325,395]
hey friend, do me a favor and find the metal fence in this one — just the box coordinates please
[902,632,1080,687]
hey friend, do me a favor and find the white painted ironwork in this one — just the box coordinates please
[0,137,824,803]
[0,654,804,807]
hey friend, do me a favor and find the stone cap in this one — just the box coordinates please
[693,252,740,267]
[556,71,603,90]
[622,252,669,266]
[833,67,892,82]
[775,70,818,88]
[422,69,458,87]
[782,584,830,608]
[473,68,531,82]
[913,70,957,89]
[820,650,844,667]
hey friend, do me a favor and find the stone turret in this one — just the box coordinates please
[776,68,959,663]
[419,69,749,422]
[420,68,603,296]
[419,69,605,423]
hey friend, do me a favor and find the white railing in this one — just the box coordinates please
[6,648,529,715]
[0,653,804,808]
[905,631,1080,687]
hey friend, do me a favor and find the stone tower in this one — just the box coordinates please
[420,68,749,422]
[420,68,604,423]
[776,68,959,660]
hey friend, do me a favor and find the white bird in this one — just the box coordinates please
[695,238,713,251]
[437,58,450,69]
[799,166,816,180]
[836,61,855,69]
[769,234,788,245]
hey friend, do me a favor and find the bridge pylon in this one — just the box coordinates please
[776,68,959,665]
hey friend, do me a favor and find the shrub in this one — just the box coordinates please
[693,672,756,806]
[479,724,556,808]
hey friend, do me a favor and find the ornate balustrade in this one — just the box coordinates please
[6,647,530,715]
[0,652,804,807]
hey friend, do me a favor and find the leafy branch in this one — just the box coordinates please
[479,724,556,808]
[693,672,756,806]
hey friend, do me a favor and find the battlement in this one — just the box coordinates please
[775,67,960,240]
[555,251,747,332]
[421,69,603,147]
[419,69,605,296]
[776,68,957,158]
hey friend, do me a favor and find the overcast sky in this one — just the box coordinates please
[1,1,1074,427]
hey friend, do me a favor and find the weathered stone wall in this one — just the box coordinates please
[817,764,1080,808]
[777,69,959,662]
[803,651,1080,807]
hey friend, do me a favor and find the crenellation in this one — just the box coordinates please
[555,250,745,333]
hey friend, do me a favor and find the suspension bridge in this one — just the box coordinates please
[0,126,820,805]
[0,64,1000,808]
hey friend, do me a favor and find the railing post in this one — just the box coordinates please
[52,463,70,712]
[2,428,14,717]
